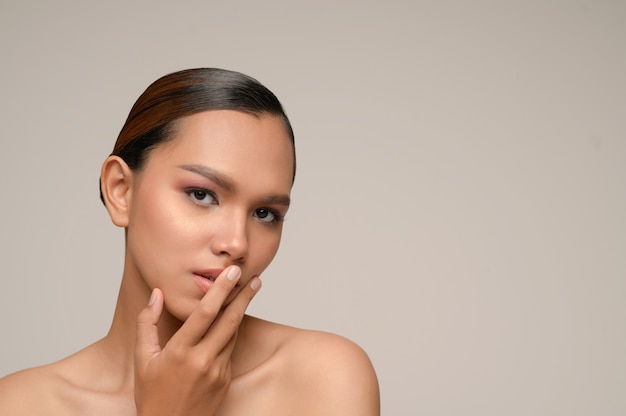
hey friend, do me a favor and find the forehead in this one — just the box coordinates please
[145,110,294,190]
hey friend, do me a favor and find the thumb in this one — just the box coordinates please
[135,288,164,367]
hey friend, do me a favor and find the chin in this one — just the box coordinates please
[161,298,198,324]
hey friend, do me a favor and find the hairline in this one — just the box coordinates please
[131,109,296,180]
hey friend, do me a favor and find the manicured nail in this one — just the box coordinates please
[250,277,262,291]
[148,289,157,306]
[227,266,241,281]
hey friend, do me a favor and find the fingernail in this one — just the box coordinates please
[227,266,241,281]
[250,277,262,291]
[148,289,157,306]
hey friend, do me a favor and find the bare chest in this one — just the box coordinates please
[48,370,293,416]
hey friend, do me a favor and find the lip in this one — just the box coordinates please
[195,268,224,280]
[192,268,224,294]
[192,268,243,295]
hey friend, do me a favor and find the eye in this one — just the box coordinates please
[187,188,217,206]
[253,208,282,223]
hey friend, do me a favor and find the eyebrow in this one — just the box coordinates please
[177,164,291,207]
[262,195,291,207]
[178,164,235,192]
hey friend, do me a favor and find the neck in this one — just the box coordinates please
[97,257,184,392]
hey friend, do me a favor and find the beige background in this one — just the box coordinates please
[1,1,625,414]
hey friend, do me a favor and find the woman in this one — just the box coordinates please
[0,68,379,415]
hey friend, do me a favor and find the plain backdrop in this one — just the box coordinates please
[1,1,625,415]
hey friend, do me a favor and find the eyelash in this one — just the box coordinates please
[185,188,285,225]
[186,188,218,206]
[255,208,284,224]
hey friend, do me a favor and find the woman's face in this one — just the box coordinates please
[124,110,294,320]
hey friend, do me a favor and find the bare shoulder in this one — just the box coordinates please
[0,364,63,414]
[245,316,380,415]
[287,328,380,415]
[0,344,107,415]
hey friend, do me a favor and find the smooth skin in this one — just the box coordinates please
[0,110,380,415]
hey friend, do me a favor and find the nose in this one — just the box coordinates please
[209,209,249,263]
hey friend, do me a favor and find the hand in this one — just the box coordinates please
[134,266,261,416]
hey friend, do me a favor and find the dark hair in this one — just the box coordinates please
[100,68,295,204]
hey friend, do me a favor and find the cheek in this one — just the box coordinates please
[127,188,196,276]
[250,227,283,272]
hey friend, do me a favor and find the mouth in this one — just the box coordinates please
[198,273,216,282]
[194,268,223,281]
[192,268,223,294]
[192,268,242,294]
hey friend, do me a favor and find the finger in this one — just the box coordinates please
[135,288,164,367]
[197,276,262,354]
[175,266,242,345]
[218,331,239,362]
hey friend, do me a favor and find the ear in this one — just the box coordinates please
[100,156,134,227]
